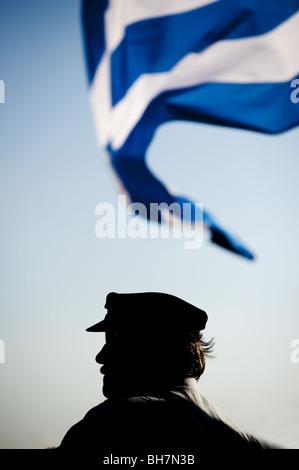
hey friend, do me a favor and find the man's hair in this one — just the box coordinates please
[142,329,214,383]
[168,330,215,381]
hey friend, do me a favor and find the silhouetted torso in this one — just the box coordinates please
[59,379,264,461]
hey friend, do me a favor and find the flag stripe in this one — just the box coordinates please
[90,12,299,150]
[81,0,108,84]
[82,0,219,86]
[114,75,299,160]
[106,0,219,53]
[110,1,299,106]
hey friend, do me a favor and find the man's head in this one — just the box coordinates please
[87,292,214,398]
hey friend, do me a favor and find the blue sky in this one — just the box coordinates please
[0,0,299,449]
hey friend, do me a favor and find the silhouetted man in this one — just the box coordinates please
[58,292,271,461]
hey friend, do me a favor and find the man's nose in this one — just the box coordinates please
[95,344,107,364]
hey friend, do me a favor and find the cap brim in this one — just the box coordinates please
[86,320,107,332]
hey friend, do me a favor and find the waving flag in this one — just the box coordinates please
[81,0,299,260]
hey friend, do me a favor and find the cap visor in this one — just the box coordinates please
[86,320,106,332]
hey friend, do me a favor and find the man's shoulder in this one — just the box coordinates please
[83,397,119,418]
[84,394,166,422]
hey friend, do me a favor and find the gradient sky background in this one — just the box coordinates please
[1,0,299,450]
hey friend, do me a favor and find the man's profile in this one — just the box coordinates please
[58,292,273,459]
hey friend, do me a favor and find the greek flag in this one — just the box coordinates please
[81,0,299,260]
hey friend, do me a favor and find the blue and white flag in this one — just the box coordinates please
[81,0,299,260]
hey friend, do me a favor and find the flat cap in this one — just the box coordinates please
[86,292,207,333]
